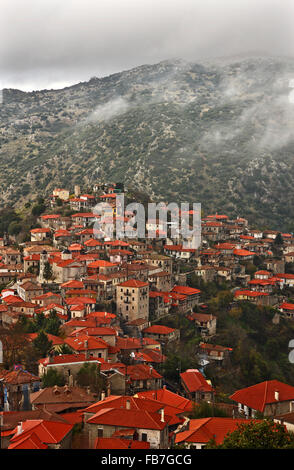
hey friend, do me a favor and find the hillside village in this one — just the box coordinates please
[0,182,294,449]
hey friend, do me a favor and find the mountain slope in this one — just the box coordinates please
[1,57,294,230]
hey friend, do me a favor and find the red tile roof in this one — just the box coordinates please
[172,285,201,295]
[66,296,96,305]
[233,249,255,256]
[88,260,117,268]
[94,437,150,449]
[135,387,193,411]
[9,419,73,445]
[8,431,49,449]
[116,337,141,350]
[126,364,162,381]
[180,369,213,393]
[39,354,102,367]
[86,408,168,430]
[119,279,149,288]
[279,302,294,311]
[61,280,85,289]
[143,325,175,335]
[234,289,269,298]
[26,333,64,346]
[175,417,255,445]
[0,369,40,385]
[30,228,51,234]
[65,334,109,351]
[230,380,294,412]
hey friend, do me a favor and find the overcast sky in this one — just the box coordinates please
[0,0,293,91]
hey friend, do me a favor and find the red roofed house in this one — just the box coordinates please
[254,270,271,280]
[31,291,62,307]
[135,386,193,413]
[126,364,163,393]
[142,325,180,344]
[23,254,40,274]
[116,279,149,322]
[198,342,232,364]
[278,302,294,319]
[17,281,43,302]
[187,312,217,337]
[38,354,102,385]
[30,228,51,242]
[30,385,97,414]
[65,334,109,361]
[70,326,117,347]
[171,285,201,309]
[275,273,294,289]
[180,369,214,402]
[233,249,255,260]
[84,406,169,449]
[230,380,294,418]
[0,368,41,412]
[175,417,254,449]
[8,419,73,449]
[234,289,272,306]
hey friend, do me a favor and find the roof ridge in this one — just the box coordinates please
[261,381,269,412]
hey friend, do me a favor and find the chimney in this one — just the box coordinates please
[84,340,89,359]
[160,408,165,423]
[53,385,60,395]
[63,385,71,395]
[275,390,279,401]
[126,399,131,410]
[101,390,106,401]
[86,386,91,395]
[16,422,23,435]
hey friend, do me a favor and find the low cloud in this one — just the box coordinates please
[85,97,130,123]
[0,0,293,91]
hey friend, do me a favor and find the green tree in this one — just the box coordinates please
[43,261,53,280]
[8,221,22,236]
[191,401,229,418]
[32,203,46,216]
[42,368,66,387]
[33,331,53,357]
[56,198,63,207]
[274,233,284,246]
[45,310,61,336]
[33,312,47,332]
[76,362,104,394]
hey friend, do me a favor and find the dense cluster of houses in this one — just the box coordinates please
[0,182,294,449]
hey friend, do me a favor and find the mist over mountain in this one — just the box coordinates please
[1,56,294,230]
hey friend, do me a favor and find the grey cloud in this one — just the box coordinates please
[0,0,293,91]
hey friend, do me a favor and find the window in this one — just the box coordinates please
[97,428,103,437]
[141,433,147,442]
